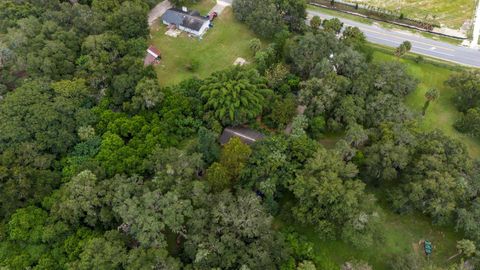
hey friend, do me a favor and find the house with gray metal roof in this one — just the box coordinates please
[219,127,265,145]
[161,8,210,37]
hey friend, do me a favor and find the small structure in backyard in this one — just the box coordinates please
[165,28,181,37]
[233,57,247,66]
[219,127,265,145]
[144,45,161,66]
[161,8,210,37]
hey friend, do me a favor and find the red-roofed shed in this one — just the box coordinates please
[144,45,161,66]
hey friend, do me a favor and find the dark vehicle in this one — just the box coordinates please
[209,11,218,21]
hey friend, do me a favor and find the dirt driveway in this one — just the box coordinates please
[148,0,172,26]
[210,0,232,16]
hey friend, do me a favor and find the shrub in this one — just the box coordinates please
[455,108,480,136]
[265,95,297,129]
[308,116,326,139]
[414,55,424,63]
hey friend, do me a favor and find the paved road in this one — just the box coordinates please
[308,9,480,67]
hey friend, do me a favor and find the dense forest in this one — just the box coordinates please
[1,0,480,269]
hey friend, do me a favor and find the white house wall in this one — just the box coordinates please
[164,21,210,37]
[179,25,198,36]
[198,23,209,36]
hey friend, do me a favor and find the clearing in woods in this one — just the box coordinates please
[150,8,258,86]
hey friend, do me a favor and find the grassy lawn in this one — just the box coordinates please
[318,132,344,148]
[186,0,217,15]
[279,200,461,269]
[150,7,258,86]
[370,49,480,158]
[344,0,475,29]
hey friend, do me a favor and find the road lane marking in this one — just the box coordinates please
[367,36,455,56]
[413,47,455,57]
[359,27,456,52]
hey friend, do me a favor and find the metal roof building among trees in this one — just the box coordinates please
[219,127,265,145]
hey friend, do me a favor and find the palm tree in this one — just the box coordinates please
[248,38,261,56]
[395,41,412,57]
[310,16,322,33]
[422,88,439,115]
[201,67,271,125]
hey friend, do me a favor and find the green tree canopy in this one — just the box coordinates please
[455,108,480,136]
[447,70,480,112]
[289,147,379,247]
[372,61,418,98]
[220,137,252,181]
[310,16,322,32]
[322,18,343,34]
[233,0,306,38]
[184,190,288,269]
[201,67,271,125]
[287,32,341,77]
[341,26,366,47]
[393,131,471,223]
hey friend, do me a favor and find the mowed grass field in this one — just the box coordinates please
[371,50,480,158]
[150,7,258,86]
[186,0,217,15]
[346,0,475,29]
